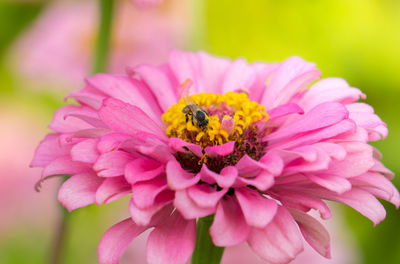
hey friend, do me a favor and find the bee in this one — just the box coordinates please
[180,79,210,129]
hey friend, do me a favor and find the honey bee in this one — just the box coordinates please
[180,79,210,129]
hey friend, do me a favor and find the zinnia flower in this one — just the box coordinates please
[31,50,399,264]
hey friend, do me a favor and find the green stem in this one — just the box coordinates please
[191,215,225,264]
[92,0,114,73]
[49,178,70,264]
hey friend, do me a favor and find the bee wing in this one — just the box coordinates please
[179,79,196,105]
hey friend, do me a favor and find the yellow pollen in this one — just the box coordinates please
[162,92,269,148]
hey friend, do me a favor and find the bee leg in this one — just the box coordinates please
[185,113,189,123]
[191,115,195,126]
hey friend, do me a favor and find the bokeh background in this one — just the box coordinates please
[0,0,399,263]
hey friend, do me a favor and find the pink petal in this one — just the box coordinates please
[65,106,107,128]
[267,103,304,121]
[269,119,356,150]
[129,193,174,226]
[247,206,304,264]
[327,142,374,178]
[289,209,331,258]
[97,133,130,153]
[350,172,400,208]
[266,102,348,141]
[93,150,134,177]
[58,172,103,211]
[314,188,386,225]
[168,137,203,157]
[120,132,172,163]
[248,62,278,102]
[95,176,130,205]
[98,98,165,138]
[72,128,111,139]
[204,141,235,157]
[259,152,284,175]
[271,189,332,220]
[70,138,99,163]
[313,142,347,160]
[235,155,263,177]
[98,218,147,264]
[130,65,178,111]
[42,156,89,177]
[67,85,105,110]
[220,58,256,94]
[299,77,364,112]
[187,184,228,208]
[166,160,200,190]
[125,158,164,184]
[200,165,238,188]
[132,177,168,209]
[49,105,93,133]
[168,50,231,94]
[86,74,162,122]
[30,134,71,167]
[174,189,216,219]
[210,196,250,246]
[235,187,278,228]
[261,56,319,109]
[284,148,331,175]
[237,170,275,191]
[306,173,352,194]
[147,211,196,264]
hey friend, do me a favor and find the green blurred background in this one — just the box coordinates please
[0,0,399,263]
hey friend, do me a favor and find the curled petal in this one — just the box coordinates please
[204,141,235,157]
[187,184,228,208]
[247,206,304,264]
[289,209,331,258]
[70,138,99,163]
[98,218,147,264]
[93,150,134,177]
[98,98,165,138]
[147,211,196,264]
[95,176,131,205]
[129,192,174,226]
[132,177,168,209]
[166,160,200,190]
[58,172,103,212]
[266,102,348,141]
[210,196,250,246]
[235,187,278,228]
[200,165,238,188]
[168,137,203,157]
[43,156,89,178]
[174,189,215,219]
[125,158,165,184]
[30,134,71,167]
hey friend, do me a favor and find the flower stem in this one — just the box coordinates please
[191,215,225,264]
[92,0,114,73]
[49,178,70,264]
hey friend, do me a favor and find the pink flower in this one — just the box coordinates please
[10,0,190,89]
[32,50,399,264]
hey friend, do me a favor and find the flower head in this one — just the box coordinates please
[32,50,399,264]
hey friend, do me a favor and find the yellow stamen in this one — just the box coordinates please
[162,92,269,148]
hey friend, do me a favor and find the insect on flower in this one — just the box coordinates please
[180,79,210,129]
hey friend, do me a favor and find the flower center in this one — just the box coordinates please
[162,92,269,173]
